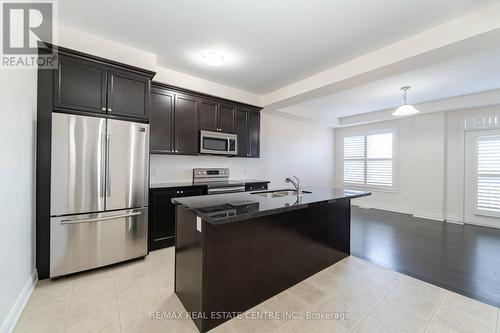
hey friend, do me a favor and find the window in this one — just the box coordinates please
[476,134,500,216]
[343,131,395,189]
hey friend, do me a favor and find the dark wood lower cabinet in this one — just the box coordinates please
[149,186,206,251]
[244,182,268,191]
[175,199,351,332]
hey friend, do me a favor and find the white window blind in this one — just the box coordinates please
[343,132,394,188]
[476,135,500,215]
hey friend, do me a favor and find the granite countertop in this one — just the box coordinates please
[150,179,270,189]
[172,187,371,225]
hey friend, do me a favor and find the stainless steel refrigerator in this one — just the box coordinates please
[49,113,149,277]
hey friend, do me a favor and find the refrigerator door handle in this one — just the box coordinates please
[100,132,106,198]
[106,134,111,197]
[60,211,141,225]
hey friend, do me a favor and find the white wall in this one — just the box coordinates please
[151,113,335,188]
[413,113,446,220]
[334,117,416,214]
[0,69,38,332]
[335,106,500,223]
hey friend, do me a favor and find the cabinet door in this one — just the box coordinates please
[174,94,199,155]
[149,187,206,251]
[149,189,177,250]
[234,108,249,157]
[54,55,107,113]
[150,88,174,153]
[199,99,218,131]
[218,104,235,133]
[248,111,260,158]
[107,69,150,119]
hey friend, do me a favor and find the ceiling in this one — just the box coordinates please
[58,0,499,94]
[283,46,500,120]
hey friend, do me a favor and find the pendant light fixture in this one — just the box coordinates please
[393,86,419,116]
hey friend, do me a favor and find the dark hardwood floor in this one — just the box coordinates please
[351,207,500,308]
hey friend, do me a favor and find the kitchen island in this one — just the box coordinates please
[172,187,370,332]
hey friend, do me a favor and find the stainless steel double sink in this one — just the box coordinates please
[252,189,312,198]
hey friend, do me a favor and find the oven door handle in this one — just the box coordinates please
[208,186,246,194]
[227,138,230,151]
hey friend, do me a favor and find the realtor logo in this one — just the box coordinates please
[1,1,57,68]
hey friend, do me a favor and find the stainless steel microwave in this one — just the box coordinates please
[200,130,238,155]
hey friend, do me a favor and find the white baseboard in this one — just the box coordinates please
[445,215,464,225]
[465,219,500,229]
[352,202,413,215]
[354,203,448,222]
[412,210,445,222]
[0,270,37,333]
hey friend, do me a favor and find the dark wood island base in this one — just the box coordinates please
[174,198,353,332]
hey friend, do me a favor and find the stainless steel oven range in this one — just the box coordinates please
[193,168,245,194]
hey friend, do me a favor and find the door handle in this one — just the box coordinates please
[61,211,141,225]
[106,134,111,197]
[207,186,245,194]
[100,132,106,198]
[227,138,230,151]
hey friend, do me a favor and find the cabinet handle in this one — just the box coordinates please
[101,107,106,111]
[108,108,112,112]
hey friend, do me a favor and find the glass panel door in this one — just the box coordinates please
[465,129,500,227]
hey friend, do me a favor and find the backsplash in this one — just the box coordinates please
[149,154,267,183]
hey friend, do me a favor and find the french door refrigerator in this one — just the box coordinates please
[49,113,149,277]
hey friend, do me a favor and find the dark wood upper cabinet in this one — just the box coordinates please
[234,107,261,158]
[107,69,150,119]
[248,111,260,158]
[54,55,107,113]
[53,49,154,121]
[150,88,174,153]
[149,82,261,158]
[199,99,218,131]
[199,100,234,133]
[174,94,199,155]
[218,104,235,133]
[234,108,250,157]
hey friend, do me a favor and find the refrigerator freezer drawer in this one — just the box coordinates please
[50,208,148,277]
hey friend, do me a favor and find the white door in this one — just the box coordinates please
[464,129,500,228]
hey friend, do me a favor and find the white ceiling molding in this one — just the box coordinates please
[262,3,500,110]
[338,88,500,127]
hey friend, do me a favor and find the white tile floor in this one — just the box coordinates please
[14,247,500,333]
